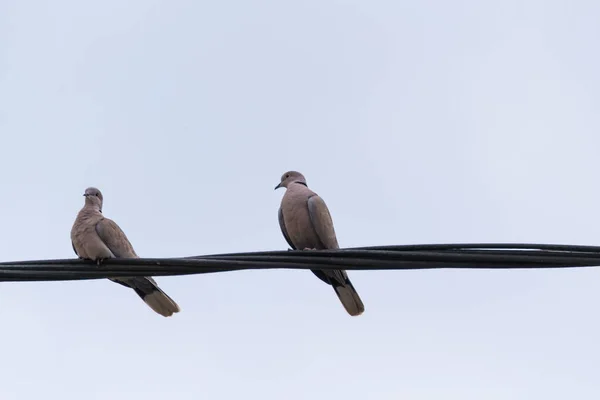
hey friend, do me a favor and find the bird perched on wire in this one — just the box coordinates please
[70,187,180,317]
[275,171,364,316]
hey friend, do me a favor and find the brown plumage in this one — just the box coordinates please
[71,187,180,317]
[275,171,365,316]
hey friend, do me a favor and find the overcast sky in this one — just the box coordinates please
[1,0,600,399]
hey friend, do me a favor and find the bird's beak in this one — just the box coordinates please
[83,193,89,197]
[274,183,282,190]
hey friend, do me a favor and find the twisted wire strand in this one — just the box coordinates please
[0,243,599,282]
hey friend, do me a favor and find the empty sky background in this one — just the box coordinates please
[1,0,600,399]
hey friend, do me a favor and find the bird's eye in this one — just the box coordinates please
[285,174,290,178]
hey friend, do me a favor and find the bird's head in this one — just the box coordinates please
[83,187,103,211]
[275,171,307,190]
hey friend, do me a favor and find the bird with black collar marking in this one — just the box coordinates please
[275,171,365,316]
[71,187,181,317]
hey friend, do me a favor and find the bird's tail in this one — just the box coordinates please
[113,277,181,317]
[332,278,365,317]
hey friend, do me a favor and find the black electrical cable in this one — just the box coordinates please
[0,243,599,282]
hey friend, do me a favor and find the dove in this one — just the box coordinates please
[275,171,364,316]
[70,187,180,317]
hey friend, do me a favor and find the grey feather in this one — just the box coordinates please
[95,218,137,258]
[278,207,296,250]
[307,195,339,249]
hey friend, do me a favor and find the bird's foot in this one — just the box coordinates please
[95,258,106,266]
[303,247,317,251]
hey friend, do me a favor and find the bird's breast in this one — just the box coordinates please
[281,192,319,250]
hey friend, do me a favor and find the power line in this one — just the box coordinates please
[1,243,600,282]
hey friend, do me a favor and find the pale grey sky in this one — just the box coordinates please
[1,0,600,399]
